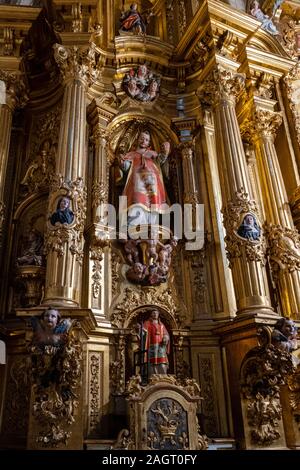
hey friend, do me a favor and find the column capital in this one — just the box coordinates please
[53,44,100,88]
[179,141,194,160]
[200,65,245,106]
[254,109,282,140]
[0,71,28,111]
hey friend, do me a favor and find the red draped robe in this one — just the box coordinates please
[142,319,170,365]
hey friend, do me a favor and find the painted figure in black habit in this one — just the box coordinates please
[50,196,74,226]
[237,213,261,241]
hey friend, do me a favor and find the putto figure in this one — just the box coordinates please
[31,307,72,348]
[271,317,298,353]
[119,3,153,35]
[50,196,74,226]
[123,64,160,102]
[237,213,261,241]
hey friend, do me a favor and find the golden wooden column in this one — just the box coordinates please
[0,72,25,236]
[202,64,274,316]
[251,108,300,318]
[44,44,98,306]
[180,142,199,206]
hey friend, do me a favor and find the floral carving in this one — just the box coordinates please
[254,109,282,139]
[88,353,102,434]
[90,248,103,299]
[0,71,28,110]
[287,370,300,425]
[200,66,245,106]
[111,286,182,329]
[53,44,100,87]
[110,334,126,394]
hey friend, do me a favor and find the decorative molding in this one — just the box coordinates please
[88,352,102,435]
[254,109,283,140]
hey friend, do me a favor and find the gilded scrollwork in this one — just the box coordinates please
[284,62,300,148]
[254,109,283,140]
[53,43,100,87]
[265,223,300,273]
[88,353,101,434]
[110,334,126,395]
[111,286,182,329]
[90,247,103,299]
[240,330,295,446]
[287,370,300,425]
[222,188,265,265]
[29,321,82,447]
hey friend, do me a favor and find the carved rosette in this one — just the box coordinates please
[265,223,300,275]
[254,109,283,141]
[240,331,295,447]
[53,44,100,88]
[222,188,265,265]
[284,63,300,147]
[111,286,183,329]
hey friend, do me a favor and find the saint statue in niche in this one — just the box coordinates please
[123,64,160,102]
[17,229,44,266]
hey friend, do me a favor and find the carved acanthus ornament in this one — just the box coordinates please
[178,0,187,38]
[0,70,28,110]
[222,188,265,265]
[240,331,295,446]
[200,66,245,107]
[88,353,101,433]
[284,62,300,147]
[265,223,300,274]
[278,15,297,58]
[90,247,103,299]
[53,44,100,87]
[254,109,283,140]
[30,327,83,447]
[45,177,87,262]
[110,333,126,395]
[111,250,122,298]
[111,286,183,329]
[253,73,274,100]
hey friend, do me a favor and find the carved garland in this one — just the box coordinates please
[265,223,300,275]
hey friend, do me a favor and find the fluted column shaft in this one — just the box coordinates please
[252,108,300,317]
[44,44,98,306]
[203,65,273,316]
[181,143,198,204]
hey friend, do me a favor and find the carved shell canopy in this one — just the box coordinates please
[126,305,176,332]
[107,116,178,157]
